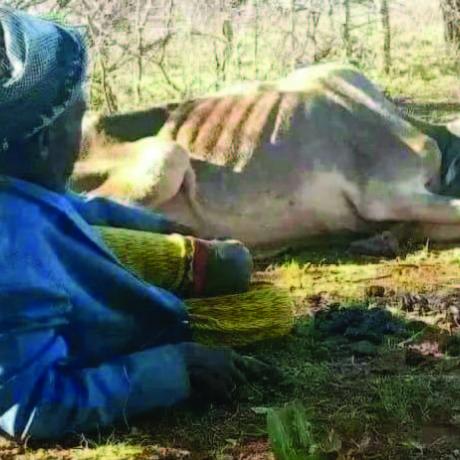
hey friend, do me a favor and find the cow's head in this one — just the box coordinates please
[440,119,460,196]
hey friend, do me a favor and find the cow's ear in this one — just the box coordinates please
[445,154,460,186]
[447,119,460,137]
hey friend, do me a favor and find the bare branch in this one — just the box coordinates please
[155,61,184,95]
[5,0,50,9]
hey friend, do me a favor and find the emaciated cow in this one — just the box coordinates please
[72,63,460,257]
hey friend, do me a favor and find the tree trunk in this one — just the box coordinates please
[253,0,260,79]
[380,0,391,74]
[328,0,335,31]
[441,0,460,48]
[98,53,118,114]
[135,0,144,106]
[290,0,296,60]
[343,0,352,59]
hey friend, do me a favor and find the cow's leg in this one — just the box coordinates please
[349,220,460,257]
[141,154,209,230]
[85,138,209,230]
[84,138,188,205]
[180,167,209,229]
[356,191,460,225]
[348,191,460,256]
[413,223,460,243]
[86,138,189,205]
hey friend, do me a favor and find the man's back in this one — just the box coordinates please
[0,177,191,439]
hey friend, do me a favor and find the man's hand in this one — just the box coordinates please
[177,342,279,403]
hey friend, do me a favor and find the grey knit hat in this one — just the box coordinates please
[0,7,87,151]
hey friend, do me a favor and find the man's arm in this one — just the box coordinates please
[0,287,190,440]
[26,344,189,440]
[0,286,276,440]
[66,192,195,235]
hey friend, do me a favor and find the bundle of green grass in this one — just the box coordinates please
[95,225,294,347]
[186,287,295,347]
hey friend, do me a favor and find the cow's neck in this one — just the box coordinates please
[403,113,450,153]
[403,113,458,184]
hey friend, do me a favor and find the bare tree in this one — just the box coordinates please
[379,0,391,73]
[212,19,234,87]
[7,0,451,113]
[328,0,336,30]
[306,2,323,62]
[343,0,352,59]
[3,0,50,9]
[79,0,120,113]
[253,0,260,79]
[134,0,154,104]
[441,0,460,49]
[72,0,180,111]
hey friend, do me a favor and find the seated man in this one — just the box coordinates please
[0,8,273,440]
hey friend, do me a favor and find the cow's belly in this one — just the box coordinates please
[159,170,367,247]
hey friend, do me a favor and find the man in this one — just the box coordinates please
[0,8,273,440]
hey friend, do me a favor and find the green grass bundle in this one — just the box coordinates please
[186,286,295,347]
[95,225,295,347]
[95,225,191,294]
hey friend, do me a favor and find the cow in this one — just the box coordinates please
[72,63,460,258]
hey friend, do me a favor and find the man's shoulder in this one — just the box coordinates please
[0,176,77,222]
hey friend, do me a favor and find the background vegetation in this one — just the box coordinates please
[5,0,460,116]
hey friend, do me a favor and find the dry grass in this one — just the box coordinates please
[261,245,460,308]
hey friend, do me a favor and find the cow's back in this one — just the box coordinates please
[157,64,442,245]
[158,64,439,178]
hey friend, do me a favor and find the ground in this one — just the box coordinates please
[3,105,460,460]
[2,240,460,460]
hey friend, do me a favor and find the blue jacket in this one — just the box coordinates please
[0,176,191,440]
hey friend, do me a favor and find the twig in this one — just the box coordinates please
[154,61,183,95]
[352,274,392,283]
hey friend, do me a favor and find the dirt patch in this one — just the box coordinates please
[230,439,273,460]
[421,424,460,446]
[397,290,460,330]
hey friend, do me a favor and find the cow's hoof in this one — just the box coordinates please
[349,231,400,258]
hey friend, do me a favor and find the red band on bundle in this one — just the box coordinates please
[191,239,210,297]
